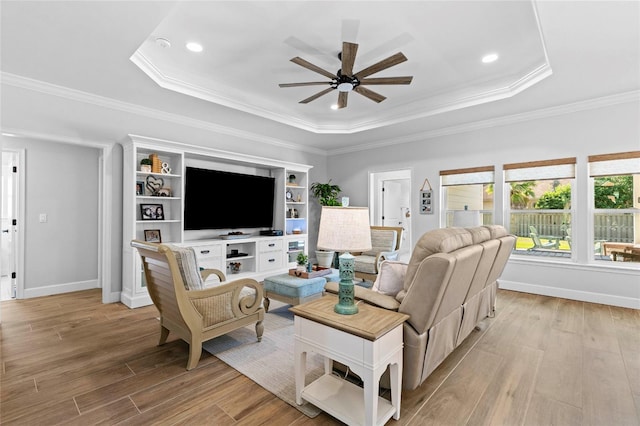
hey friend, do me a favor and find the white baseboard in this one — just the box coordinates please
[23,279,99,299]
[120,292,153,309]
[499,280,640,309]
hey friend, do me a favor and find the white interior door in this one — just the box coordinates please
[1,151,18,300]
[382,181,402,227]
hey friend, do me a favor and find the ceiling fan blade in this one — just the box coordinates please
[337,92,348,109]
[290,57,336,79]
[299,87,335,104]
[355,52,407,79]
[354,86,386,103]
[279,82,331,87]
[341,42,358,76]
[359,76,413,85]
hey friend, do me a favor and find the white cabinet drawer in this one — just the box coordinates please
[191,244,224,270]
[259,250,283,271]
[258,239,283,252]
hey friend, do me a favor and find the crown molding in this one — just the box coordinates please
[130,49,554,135]
[329,90,640,155]
[0,71,327,156]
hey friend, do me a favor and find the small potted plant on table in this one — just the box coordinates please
[296,252,309,273]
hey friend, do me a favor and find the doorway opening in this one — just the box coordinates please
[369,170,412,261]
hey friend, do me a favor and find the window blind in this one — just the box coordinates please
[504,158,576,182]
[440,166,494,186]
[589,151,640,177]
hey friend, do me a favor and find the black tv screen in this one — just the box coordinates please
[184,167,275,230]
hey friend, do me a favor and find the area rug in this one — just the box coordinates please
[202,301,324,418]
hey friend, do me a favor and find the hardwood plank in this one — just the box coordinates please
[524,393,583,426]
[1,288,638,426]
[583,302,621,353]
[534,327,583,408]
[512,295,558,351]
[616,326,640,394]
[399,316,491,421]
[56,397,140,426]
[610,305,640,329]
[552,298,583,333]
[130,360,238,412]
[583,347,639,425]
[475,291,538,355]
[466,344,543,425]
[74,357,205,413]
[118,375,246,425]
[407,348,503,425]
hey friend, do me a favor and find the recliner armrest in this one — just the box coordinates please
[324,281,401,311]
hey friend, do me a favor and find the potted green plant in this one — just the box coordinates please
[296,252,309,272]
[310,180,342,268]
[140,158,152,173]
[310,180,342,206]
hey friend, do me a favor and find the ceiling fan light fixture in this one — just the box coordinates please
[482,53,499,63]
[337,82,354,92]
[186,42,203,53]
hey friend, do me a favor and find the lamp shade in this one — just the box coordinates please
[317,207,372,252]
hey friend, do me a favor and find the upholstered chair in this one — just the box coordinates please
[353,226,403,282]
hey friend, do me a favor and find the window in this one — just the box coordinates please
[504,158,576,257]
[589,151,640,264]
[441,166,494,227]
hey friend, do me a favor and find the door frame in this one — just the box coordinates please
[2,130,117,304]
[368,169,412,256]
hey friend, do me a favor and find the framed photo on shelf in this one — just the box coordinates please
[140,203,164,220]
[136,181,144,196]
[144,229,162,243]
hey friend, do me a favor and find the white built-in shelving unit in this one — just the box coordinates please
[122,134,311,308]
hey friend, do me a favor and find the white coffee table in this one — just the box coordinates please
[290,295,409,426]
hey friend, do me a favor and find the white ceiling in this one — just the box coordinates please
[1,1,639,151]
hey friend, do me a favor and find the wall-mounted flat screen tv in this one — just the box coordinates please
[184,167,275,230]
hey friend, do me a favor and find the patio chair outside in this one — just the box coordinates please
[528,225,558,250]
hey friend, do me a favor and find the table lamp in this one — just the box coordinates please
[317,206,372,315]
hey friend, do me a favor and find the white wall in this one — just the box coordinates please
[3,137,100,297]
[326,101,640,308]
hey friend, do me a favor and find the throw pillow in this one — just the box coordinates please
[372,260,407,297]
[166,245,204,291]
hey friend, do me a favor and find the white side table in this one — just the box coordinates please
[291,295,409,426]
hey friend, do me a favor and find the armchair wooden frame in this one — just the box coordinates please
[131,240,264,370]
[354,226,404,282]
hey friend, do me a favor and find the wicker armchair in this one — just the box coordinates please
[131,240,264,370]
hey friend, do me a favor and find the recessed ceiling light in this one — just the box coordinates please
[482,53,499,64]
[330,104,339,110]
[186,42,203,53]
[155,38,171,49]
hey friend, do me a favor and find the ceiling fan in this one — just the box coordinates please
[279,41,413,109]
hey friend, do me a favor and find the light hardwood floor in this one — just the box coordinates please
[1,289,639,425]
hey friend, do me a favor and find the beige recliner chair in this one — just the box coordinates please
[325,225,515,390]
[131,240,264,370]
[353,226,403,282]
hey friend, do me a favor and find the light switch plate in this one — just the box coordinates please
[39,213,47,223]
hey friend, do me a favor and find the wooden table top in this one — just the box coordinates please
[290,294,409,341]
